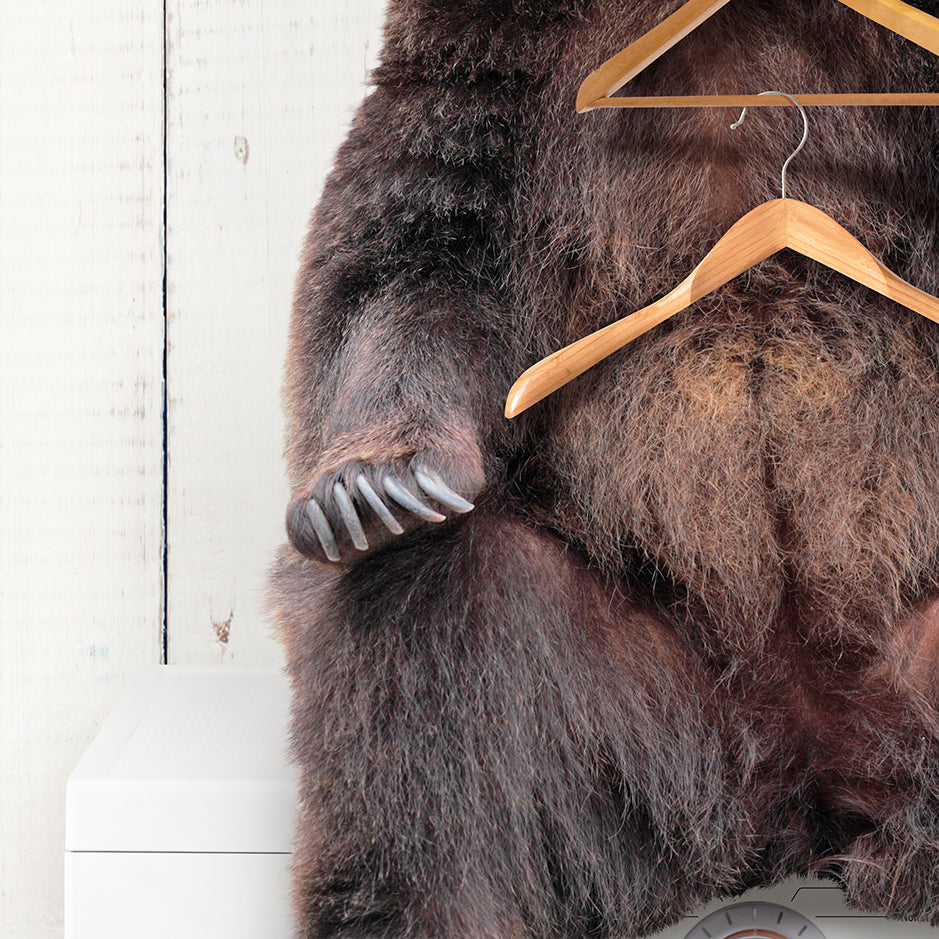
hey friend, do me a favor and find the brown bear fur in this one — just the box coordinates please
[268,1,939,935]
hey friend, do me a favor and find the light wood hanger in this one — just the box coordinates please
[505,94,939,418]
[576,0,939,111]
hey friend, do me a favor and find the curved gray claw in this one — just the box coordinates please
[413,468,475,514]
[305,498,340,562]
[333,481,368,551]
[355,475,404,535]
[383,474,446,523]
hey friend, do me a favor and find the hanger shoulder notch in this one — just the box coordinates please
[782,200,939,324]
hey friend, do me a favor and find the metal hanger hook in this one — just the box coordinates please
[730,91,809,200]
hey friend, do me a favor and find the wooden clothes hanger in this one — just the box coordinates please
[576,0,939,110]
[504,94,939,418]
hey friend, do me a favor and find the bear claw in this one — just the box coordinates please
[355,475,405,535]
[413,468,475,514]
[304,498,340,562]
[333,481,369,551]
[288,453,481,564]
[383,474,447,523]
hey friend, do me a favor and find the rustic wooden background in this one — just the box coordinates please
[0,2,388,934]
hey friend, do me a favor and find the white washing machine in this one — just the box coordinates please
[65,667,939,939]
[651,882,935,938]
[65,667,297,939]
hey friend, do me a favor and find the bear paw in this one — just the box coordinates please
[286,454,478,565]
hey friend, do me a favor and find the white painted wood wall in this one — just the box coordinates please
[0,3,387,935]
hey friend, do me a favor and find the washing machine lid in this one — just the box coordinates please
[66,666,298,854]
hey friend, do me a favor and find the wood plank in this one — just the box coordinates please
[164,1,388,665]
[0,5,165,937]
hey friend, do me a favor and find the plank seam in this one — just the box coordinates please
[161,0,169,665]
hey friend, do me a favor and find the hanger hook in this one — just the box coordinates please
[730,91,809,200]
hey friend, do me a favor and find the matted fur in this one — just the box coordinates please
[269,1,939,936]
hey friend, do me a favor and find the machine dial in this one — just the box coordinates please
[683,901,827,939]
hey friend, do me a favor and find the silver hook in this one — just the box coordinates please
[730,91,809,200]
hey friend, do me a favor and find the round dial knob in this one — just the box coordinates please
[683,902,827,939]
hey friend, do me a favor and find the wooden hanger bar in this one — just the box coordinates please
[577,0,939,112]
[588,94,939,108]
[504,198,939,418]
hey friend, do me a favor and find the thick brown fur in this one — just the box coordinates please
[269,2,939,936]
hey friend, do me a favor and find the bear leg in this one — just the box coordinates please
[828,596,939,923]
[272,509,759,938]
